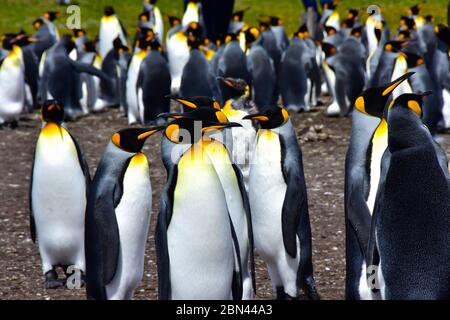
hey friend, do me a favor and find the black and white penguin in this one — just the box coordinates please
[142,0,164,43]
[85,126,164,300]
[180,35,221,104]
[217,32,250,102]
[30,100,90,289]
[38,35,110,121]
[137,38,171,125]
[98,6,128,59]
[0,33,28,126]
[228,9,248,34]
[243,107,319,300]
[156,115,246,300]
[345,72,414,300]
[243,26,277,112]
[367,93,450,300]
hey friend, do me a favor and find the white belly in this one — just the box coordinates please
[99,18,127,59]
[167,35,189,94]
[31,126,86,273]
[442,88,450,129]
[106,154,152,300]
[249,130,288,262]
[0,50,25,123]
[126,55,144,124]
[391,57,412,99]
[168,152,235,300]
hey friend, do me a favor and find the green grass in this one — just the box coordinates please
[0,0,448,40]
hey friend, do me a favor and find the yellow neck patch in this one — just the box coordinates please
[129,152,148,167]
[40,122,67,140]
[222,100,240,118]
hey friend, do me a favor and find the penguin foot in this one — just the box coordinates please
[44,270,65,289]
[302,277,321,300]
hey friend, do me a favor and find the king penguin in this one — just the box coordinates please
[30,100,90,289]
[0,34,27,126]
[98,6,128,59]
[85,126,163,300]
[180,35,221,104]
[367,92,450,299]
[137,37,171,125]
[243,107,319,300]
[344,72,414,300]
[142,0,164,44]
[156,115,247,300]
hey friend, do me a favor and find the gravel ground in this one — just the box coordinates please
[2,101,449,300]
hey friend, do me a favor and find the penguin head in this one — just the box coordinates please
[435,24,450,46]
[243,107,289,129]
[167,95,221,111]
[321,42,337,58]
[104,6,115,17]
[139,11,150,23]
[354,72,415,118]
[168,16,181,28]
[399,50,425,68]
[408,3,423,16]
[294,24,310,40]
[323,0,339,10]
[232,10,247,22]
[218,77,248,97]
[425,15,434,24]
[41,100,65,124]
[387,92,432,151]
[350,26,363,39]
[225,33,240,44]
[73,29,87,39]
[10,32,39,47]
[399,16,416,30]
[44,11,60,22]
[388,92,431,119]
[268,16,283,27]
[341,18,355,29]
[136,28,156,50]
[1,33,18,50]
[325,26,338,36]
[32,18,45,30]
[397,30,411,40]
[347,8,359,20]
[112,36,129,55]
[144,0,157,5]
[164,114,240,145]
[111,127,164,153]
[384,40,410,53]
[243,26,261,48]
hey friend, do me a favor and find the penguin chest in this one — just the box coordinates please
[391,56,412,98]
[99,17,126,58]
[366,120,388,214]
[168,147,234,299]
[249,130,287,235]
[32,124,86,252]
[126,53,146,122]
[107,153,152,298]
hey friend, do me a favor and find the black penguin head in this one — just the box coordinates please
[425,15,434,24]
[139,11,150,22]
[185,22,203,39]
[295,24,310,39]
[225,33,239,44]
[341,18,355,29]
[41,100,65,123]
[397,30,411,40]
[44,11,60,22]
[135,27,155,50]
[167,95,221,111]
[350,26,363,38]
[388,92,431,119]
[32,18,45,30]
[321,42,337,58]
[399,50,425,68]
[258,21,270,32]
[168,16,181,28]
[218,77,248,97]
[408,3,423,16]
[113,36,129,54]
[435,24,450,46]
[232,9,247,22]
[9,33,39,47]
[384,40,410,53]
[354,72,415,118]
[164,115,240,145]
[104,6,115,17]
[243,26,261,48]
[347,8,359,20]
[243,107,289,129]
[400,16,416,30]
[73,29,87,39]
[325,26,338,36]
[1,33,18,50]
[112,127,164,153]
[322,0,339,10]
[187,34,204,50]
[267,16,283,27]
[144,0,157,5]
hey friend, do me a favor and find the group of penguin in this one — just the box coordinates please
[3,0,450,300]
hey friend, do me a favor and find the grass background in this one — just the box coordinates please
[0,0,448,40]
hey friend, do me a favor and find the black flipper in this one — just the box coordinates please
[29,145,37,243]
[155,165,178,300]
[68,131,91,196]
[68,59,110,82]
[228,214,243,301]
[279,131,319,299]
[118,19,129,41]
[232,164,256,294]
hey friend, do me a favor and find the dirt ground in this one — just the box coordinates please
[1,101,449,300]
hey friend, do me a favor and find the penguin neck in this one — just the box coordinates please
[366,118,388,214]
[182,138,224,165]
[222,100,241,118]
